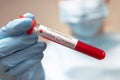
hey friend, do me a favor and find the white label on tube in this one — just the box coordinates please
[34,24,78,49]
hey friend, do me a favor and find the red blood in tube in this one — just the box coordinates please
[74,41,105,60]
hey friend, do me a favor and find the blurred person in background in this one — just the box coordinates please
[42,0,120,80]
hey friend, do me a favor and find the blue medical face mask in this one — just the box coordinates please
[68,18,104,37]
[59,0,108,37]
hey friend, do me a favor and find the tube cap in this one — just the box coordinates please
[19,15,36,34]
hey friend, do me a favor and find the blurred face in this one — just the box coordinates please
[59,0,108,37]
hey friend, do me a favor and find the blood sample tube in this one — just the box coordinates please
[19,16,106,60]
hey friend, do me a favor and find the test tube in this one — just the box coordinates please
[19,16,106,60]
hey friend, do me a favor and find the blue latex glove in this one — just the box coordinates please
[0,13,46,80]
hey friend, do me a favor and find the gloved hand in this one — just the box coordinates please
[0,13,46,80]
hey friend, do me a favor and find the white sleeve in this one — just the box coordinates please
[42,42,70,80]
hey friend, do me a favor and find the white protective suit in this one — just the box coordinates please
[42,33,120,80]
[42,0,120,80]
